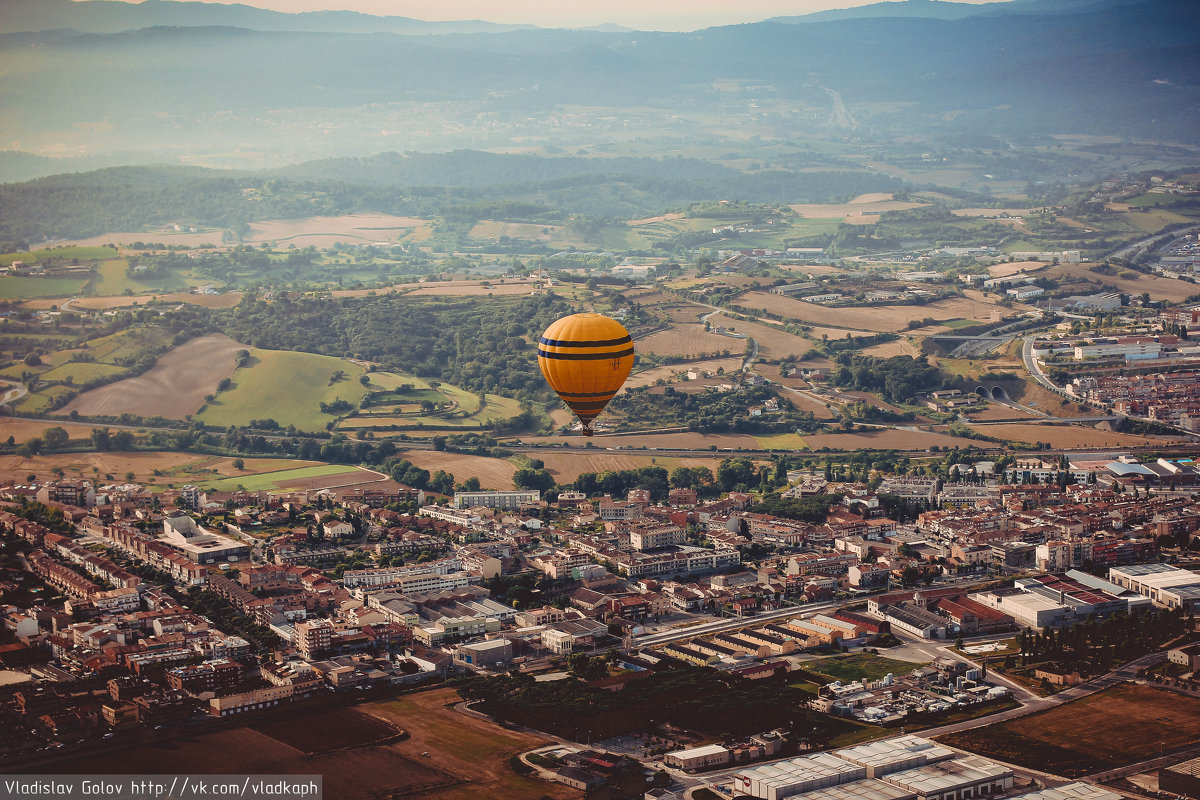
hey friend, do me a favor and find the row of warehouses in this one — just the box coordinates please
[727,735,1122,800]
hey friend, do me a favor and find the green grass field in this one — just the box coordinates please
[90,259,191,295]
[0,246,117,266]
[806,653,927,683]
[199,464,363,491]
[40,361,128,384]
[197,348,368,432]
[0,275,89,299]
[755,433,810,450]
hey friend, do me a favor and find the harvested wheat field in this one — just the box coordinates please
[397,450,518,490]
[985,260,1048,277]
[861,338,921,357]
[638,324,739,358]
[22,292,242,310]
[789,196,926,218]
[737,292,1006,333]
[406,280,542,297]
[951,208,1035,218]
[1045,263,1197,304]
[0,451,214,486]
[0,419,112,442]
[247,213,429,246]
[706,313,814,358]
[58,334,244,419]
[627,212,685,225]
[969,423,1179,448]
[536,452,725,483]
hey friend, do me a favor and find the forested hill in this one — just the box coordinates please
[0,157,903,243]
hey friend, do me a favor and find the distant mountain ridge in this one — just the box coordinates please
[769,0,1127,23]
[0,0,532,35]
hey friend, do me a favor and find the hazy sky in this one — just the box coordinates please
[92,0,1005,30]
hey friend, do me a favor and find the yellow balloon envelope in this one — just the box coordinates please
[537,312,634,436]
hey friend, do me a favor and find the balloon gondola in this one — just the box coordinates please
[537,312,635,437]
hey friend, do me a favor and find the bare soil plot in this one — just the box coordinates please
[939,684,1200,778]
[58,334,244,419]
[537,452,724,483]
[366,688,578,800]
[397,450,518,490]
[267,467,381,491]
[1045,263,1197,304]
[250,707,403,753]
[49,712,462,800]
[469,220,561,240]
[985,260,1048,277]
[968,422,1177,448]
[964,403,1042,421]
[803,428,982,451]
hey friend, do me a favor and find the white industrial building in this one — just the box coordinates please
[834,736,955,778]
[728,738,1012,800]
[1108,563,1200,611]
[1008,783,1123,800]
[881,756,1013,800]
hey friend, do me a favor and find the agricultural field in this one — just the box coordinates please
[89,258,197,295]
[405,280,545,297]
[939,684,1200,778]
[967,422,1179,449]
[1044,263,1198,304]
[984,260,1048,278]
[706,313,814,359]
[48,704,496,800]
[0,245,117,267]
[246,213,430,247]
[0,452,365,491]
[861,338,921,358]
[0,275,89,299]
[638,324,740,359]
[339,375,525,431]
[199,464,373,492]
[799,427,983,452]
[196,348,367,432]
[736,292,1009,333]
[396,450,519,490]
[789,194,927,218]
[20,291,243,310]
[58,334,245,419]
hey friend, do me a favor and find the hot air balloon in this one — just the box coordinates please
[537,312,634,436]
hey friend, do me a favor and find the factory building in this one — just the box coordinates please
[728,737,1012,800]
